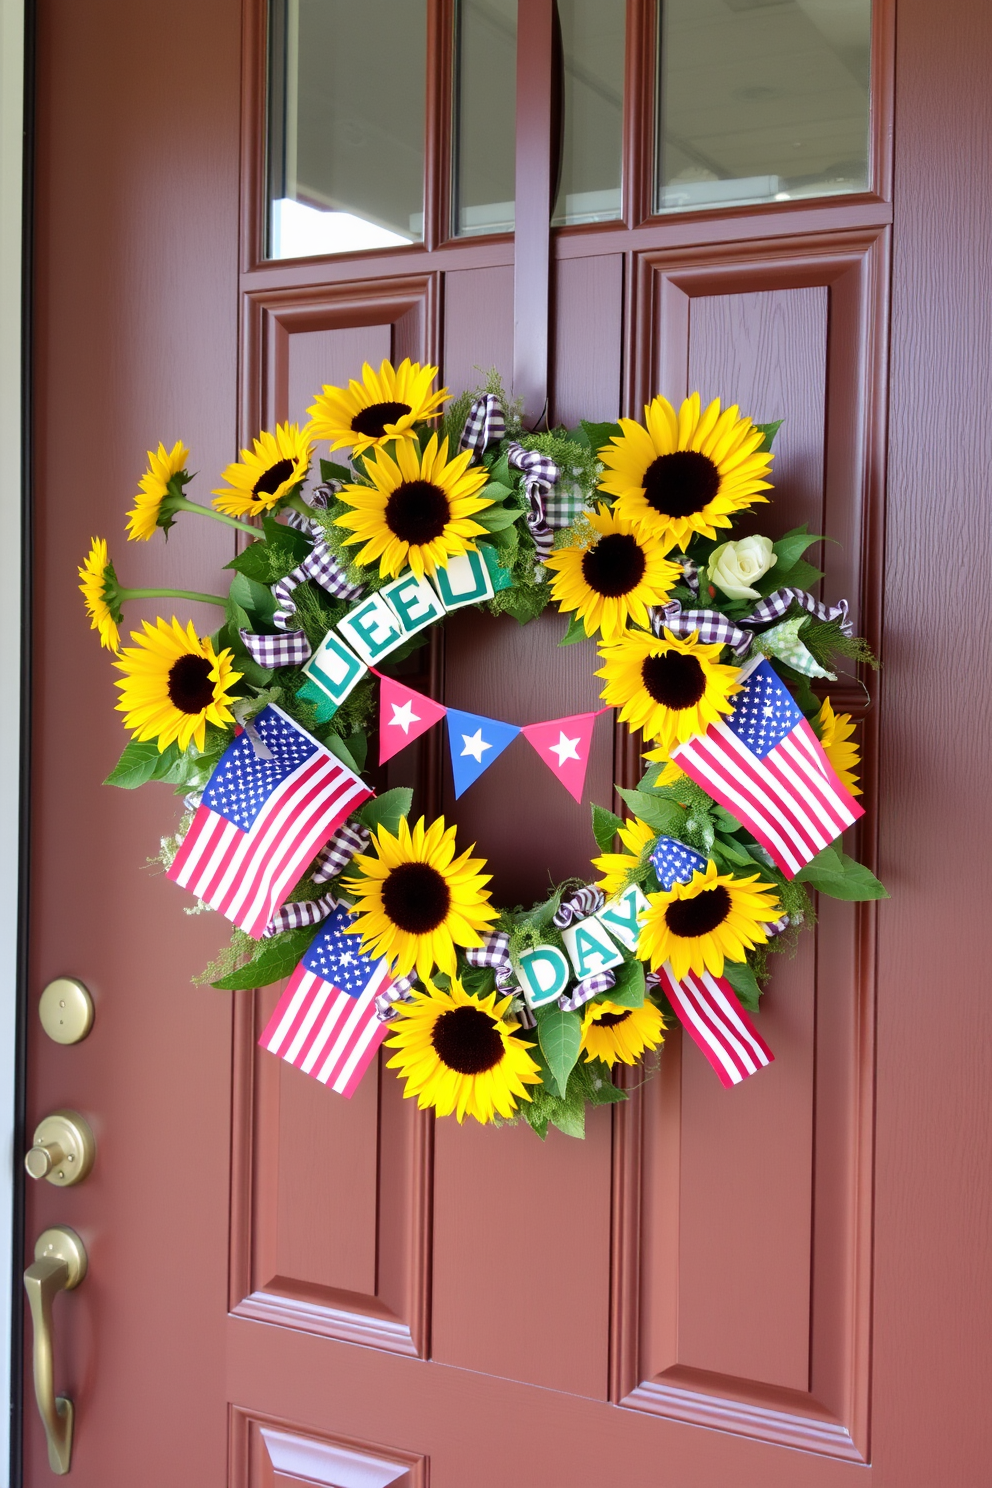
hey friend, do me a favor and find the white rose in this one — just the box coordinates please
[706,535,777,601]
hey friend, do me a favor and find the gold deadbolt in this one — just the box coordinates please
[25,1110,95,1187]
[39,978,94,1045]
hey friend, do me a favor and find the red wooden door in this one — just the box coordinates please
[22,0,992,1484]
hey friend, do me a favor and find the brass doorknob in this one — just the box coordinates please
[23,1226,88,1474]
[24,1111,95,1187]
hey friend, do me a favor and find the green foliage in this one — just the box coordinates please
[755,419,784,451]
[193,927,256,986]
[796,846,888,901]
[536,1006,583,1097]
[559,612,589,647]
[320,458,353,484]
[357,787,414,838]
[591,804,622,853]
[211,924,319,990]
[800,615,880,672]
[580,419,622,456]
[771,525,824,571]
[602,958,645,1008]
[520,428,602,505]
[105,731,229,792]
[724,958,762,1012]
[441,388,476,450]
[615,786,683,835]
[520,1056,627,1140]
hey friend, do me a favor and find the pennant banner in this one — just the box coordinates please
[520,709,607,803]
[658,964,774,1088]
[446,708,520,797]
[377,674,448,765]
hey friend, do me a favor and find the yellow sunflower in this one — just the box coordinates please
[637,859,781,981]
[307,358,449,456]
[598,393,773,548]
[817,696,861,796]
[596,627,741,752]
[334,433,493,581]
[342,815,499,980]
[212,422,311,518]
[580,997,667,1067]
[385,978,542,1124]
[79,536,122,651]
[126,440,191,540]
[592,815,657,896]
[113,617,241,752]
[544,505,681,642]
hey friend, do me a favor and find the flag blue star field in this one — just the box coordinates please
[651,836,708,890]
[258,905,395,1096]
[168,705,372,938]
[445,708,520,797]
[671,659,863,878]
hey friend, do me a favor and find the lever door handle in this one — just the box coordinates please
[23,1226,87,1474]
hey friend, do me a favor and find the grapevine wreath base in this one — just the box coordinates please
[81,363,886,1138]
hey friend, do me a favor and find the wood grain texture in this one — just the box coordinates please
[441,264,514,397]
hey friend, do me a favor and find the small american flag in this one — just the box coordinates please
[258,904,394,1096]
[658,964,774,1088]
[671,659,863,879]
[650,836,708,891]
[167,705,371,938]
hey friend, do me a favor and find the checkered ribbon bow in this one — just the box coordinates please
[262,892,340,939]
[651,600,754,658]
[739,587,852,636]
[311,820,370,883]
[374,973,417,1023]
[458,393,506,458]
[283,481,335,531]
[558,968,615,1012]
[465,930,516,988]
[506,442,560,562]
[552,885,606,927]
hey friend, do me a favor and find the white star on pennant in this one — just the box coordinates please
[460,729,492,763]
[389,699,420,735]
[548,731,581,765]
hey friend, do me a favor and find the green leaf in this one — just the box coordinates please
[615,787,682,835]
[212,926,317,990]
[711,832,755,867]
[320,458,352,484]
[104,739,163,789]
[225,544,278,582]
[762,557,824,595]
[474,502,525,533]
[488,452,511,488]
[480,480,513,503]
[324,733,360,774]
[537,1008,583,1098]
[755,418,784,451]
[357,787,413,838]
[262,515,311,558]
[723,959,762,1012]
[581,419,622,454]
[796,848,889,901]
[604,958,645,1008]
[591,804,623,853]
[771,525,823,572]
[460,963,497,997]
[229,571,277,625]
[225,595,252,634]
[559,612,589,647]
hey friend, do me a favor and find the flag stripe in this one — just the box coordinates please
[711,725,830,857]
[660,965,773,1087]
[674,733,806,875]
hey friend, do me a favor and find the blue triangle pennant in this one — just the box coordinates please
[445,708,520,798]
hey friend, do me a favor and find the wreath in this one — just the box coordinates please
[81,361,887,1139]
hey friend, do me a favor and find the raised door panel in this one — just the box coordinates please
[231,1409,426,1488]
[442,265,514,396]
[553,253,624,426]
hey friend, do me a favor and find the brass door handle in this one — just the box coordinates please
[23,1226,87,1475]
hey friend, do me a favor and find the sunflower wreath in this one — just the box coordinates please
[82,360,887,1139]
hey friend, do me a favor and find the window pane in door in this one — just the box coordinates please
[656,0,871,214]
[453,0,517,236]
[552,0,626,227]
[267,0,426,259]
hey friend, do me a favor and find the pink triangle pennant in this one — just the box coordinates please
[519,709,608,802]
[376,673,448,765]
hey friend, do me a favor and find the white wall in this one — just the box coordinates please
[0,0,23,1480]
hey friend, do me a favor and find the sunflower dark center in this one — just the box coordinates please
[381,861,451,934]
[167,654,215,714]
[385,479,451,545]
[594,1009,632,1030]
[665,886,732,938]
[581,532,647,597]
[351,400,412,438]
[252,458,295,499]
[643,450,720,519]
[641,651,707,710]
[431,1005,505,1075]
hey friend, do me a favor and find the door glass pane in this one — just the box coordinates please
[267,0,426,260]
[656,0,871,214]
[552,0,626,227]
[453,0,517,237]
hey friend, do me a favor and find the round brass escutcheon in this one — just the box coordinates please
[33,1226,87,1290]
[25,1111,95,1187]
[38,978,94,1046]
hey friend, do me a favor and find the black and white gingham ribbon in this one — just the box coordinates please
[676,555,700,595]
[262,892,339,939]
[507,442,559,561]
[272,532,364,631]
[311,821,370,883]
[558,967,615,1011]
[284,481,337,532]
[651,600,753,658]
[466,930,515,987]
[767,914,790,937]
[552,885,606,928]
[739,588,852,636]
[239,628,313,667]
[458,393,506,458]
[374,974,417,1022]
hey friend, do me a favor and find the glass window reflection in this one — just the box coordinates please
[453,0,517,237]
[553,0,626,227]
